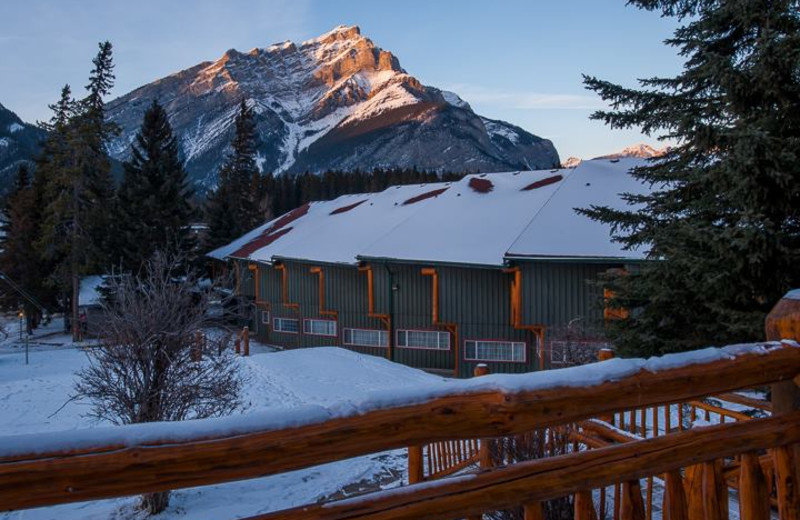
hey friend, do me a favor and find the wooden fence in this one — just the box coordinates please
[1,296,799,519]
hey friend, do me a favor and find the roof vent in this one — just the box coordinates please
[468,177,494,193]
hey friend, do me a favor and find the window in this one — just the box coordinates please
[465,340,526,363]
[273,317,299,334]
[303,318,337,337]
[397,329,450,350]
[261,311,270,325]
[344,328,388,348]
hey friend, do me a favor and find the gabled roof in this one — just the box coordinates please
[208,158,652,267]
[208,182,453,265]
[506,158,651,261]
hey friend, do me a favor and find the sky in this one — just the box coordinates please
[0,0,683,160]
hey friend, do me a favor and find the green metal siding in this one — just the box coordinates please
[227,257,622,378]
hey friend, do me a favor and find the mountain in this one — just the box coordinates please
[0,103,45,193]
[593,144,669,161]
[106,25,560,192]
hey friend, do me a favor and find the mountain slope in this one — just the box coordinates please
[0,103,45,192]
[106,26,559,191]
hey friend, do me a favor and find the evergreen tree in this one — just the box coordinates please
[115,100,194,272]
[0,165,51,325]
[581,0,800,356]
[206,100,264,249]
[38,42,118,340]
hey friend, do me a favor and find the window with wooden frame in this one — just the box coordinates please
[273,317,299,334]
[261,310,270,325]
[303,318,337,337]
[396,329,450,350]
[465,339,526,363]
[343,328,388,348]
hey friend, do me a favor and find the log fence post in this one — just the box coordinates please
[766,290,800,520]
[661,470,688,520]
[468,364,492,520]
[620,479,646,520]
[243,326,250,357]
[739,452,770,520]
[191,331,202,362]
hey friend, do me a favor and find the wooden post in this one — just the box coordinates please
[662,470,688,520]
[620,480,645,520]
[703,460,728,520]
[235,335,241,354]
[766,291,800,520]
[191,331,202,362]
[523,501,544,520]
[474,363,490,377]
[597,348,615,361]
[739,452,770,520]
[575,489,598,520]
[243,326,250,357]
[470,363,492,520]
[407,446,423,485]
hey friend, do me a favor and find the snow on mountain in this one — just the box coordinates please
[561,157,582,168]
[593,143,669,160]
[105,25,559,191]
[0,103,45,191]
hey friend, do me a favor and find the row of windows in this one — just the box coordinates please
[265,315,527,362]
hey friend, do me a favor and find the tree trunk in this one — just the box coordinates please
[141,491,170,515]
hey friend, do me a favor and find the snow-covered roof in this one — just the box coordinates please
[209,158,652,267]
[208,183,452,265]
[506,158,651,261]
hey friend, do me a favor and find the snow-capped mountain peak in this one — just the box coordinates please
[105,26,559,191]
[593,143,669,160]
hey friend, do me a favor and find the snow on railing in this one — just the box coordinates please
[0,341,798,518]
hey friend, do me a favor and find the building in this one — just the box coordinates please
[209,158,651,377]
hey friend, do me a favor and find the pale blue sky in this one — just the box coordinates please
[0,0,682,159]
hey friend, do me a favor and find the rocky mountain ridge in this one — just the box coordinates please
[105,25,560,191]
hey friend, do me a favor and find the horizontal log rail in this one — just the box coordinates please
[1,343,798,512]
[245,412,800,520]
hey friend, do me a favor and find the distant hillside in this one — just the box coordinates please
[0,103,45,194]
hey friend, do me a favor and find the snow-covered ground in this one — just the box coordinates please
[0,324,445,520]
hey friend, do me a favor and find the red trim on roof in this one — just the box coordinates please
[230,203,311,258]
[468,177,494,193]
[330,199,367,215]
[232,227,294,258]
[521,174,563,191]
[402,187,449,205]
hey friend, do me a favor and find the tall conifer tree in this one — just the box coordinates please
[38,42,118,339]
[116,100,194,272]
[206,100,264,249]
[581,0,800,356]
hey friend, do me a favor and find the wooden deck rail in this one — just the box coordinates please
[1,342,798,514]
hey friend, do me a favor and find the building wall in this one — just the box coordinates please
[231,258,621,378]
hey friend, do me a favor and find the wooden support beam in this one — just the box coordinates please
[766,292,800,520]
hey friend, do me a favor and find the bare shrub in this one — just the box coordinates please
[74,251,244,514]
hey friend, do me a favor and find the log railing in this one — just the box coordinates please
[1,340,798,519]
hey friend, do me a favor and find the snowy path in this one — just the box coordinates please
[0,341,444,520]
